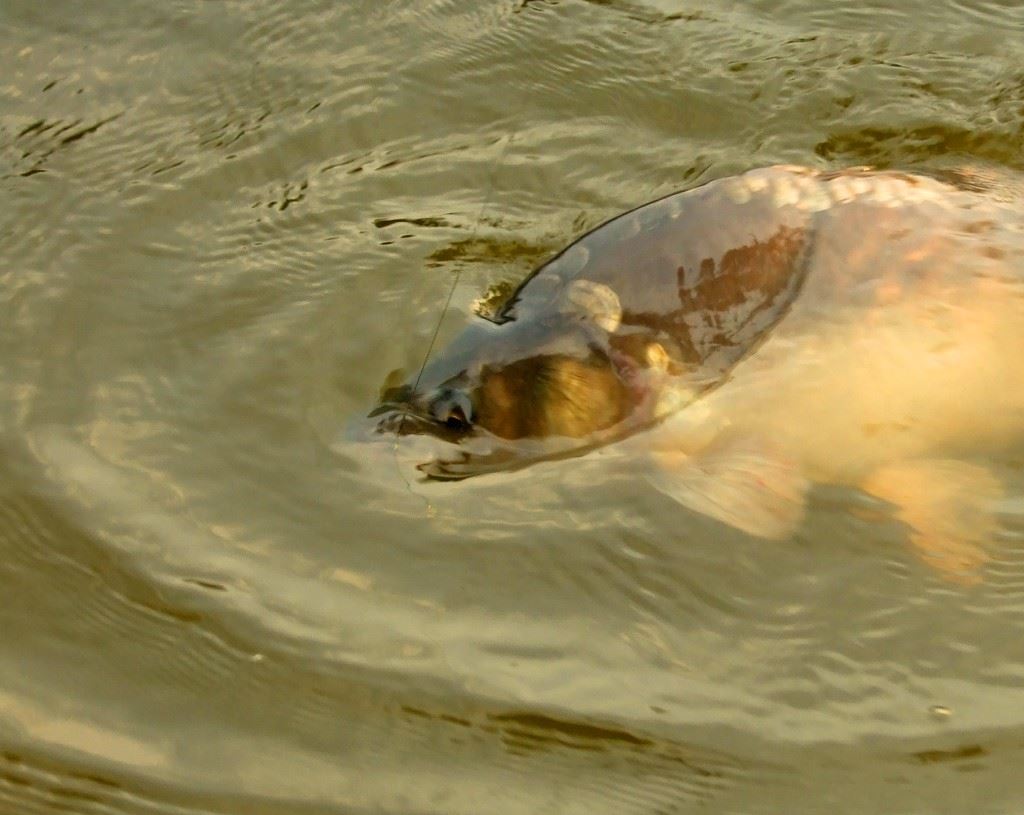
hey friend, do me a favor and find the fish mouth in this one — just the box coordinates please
[368,402,424,434]
[367,400,407,420]
[369,402,468,443]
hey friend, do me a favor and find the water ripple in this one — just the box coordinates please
[4,0,1024,812]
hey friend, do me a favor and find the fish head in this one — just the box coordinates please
[370,278,674,462]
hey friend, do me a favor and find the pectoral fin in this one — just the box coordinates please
[862,460,1003,584]
[648,441,809,539]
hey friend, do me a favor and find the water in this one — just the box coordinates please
[2,1,1024,812]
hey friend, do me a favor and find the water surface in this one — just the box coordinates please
[2,1,1024,812]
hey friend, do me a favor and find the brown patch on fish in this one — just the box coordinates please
[677,225,808,346]
[474,353,630,440]
[679,226,806,314]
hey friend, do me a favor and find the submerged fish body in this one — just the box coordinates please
[373,164,1024,574]
[716,171,1024,477]
[376,165,831,471]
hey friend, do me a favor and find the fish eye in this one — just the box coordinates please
[431,389,473,431]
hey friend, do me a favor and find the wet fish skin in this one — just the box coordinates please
[371,164,1024,486]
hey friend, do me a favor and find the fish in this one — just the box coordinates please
[371,164,1024,580]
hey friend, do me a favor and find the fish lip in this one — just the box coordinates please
[370,405,422,433]
[367,400,408,419]
[371,404,470,443]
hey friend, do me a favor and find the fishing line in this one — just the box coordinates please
[410,129,517,398]
[392,129,518,500]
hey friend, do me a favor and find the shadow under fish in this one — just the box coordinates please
[371,164,1024,581]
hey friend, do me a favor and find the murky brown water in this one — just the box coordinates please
[3,1,1024,813]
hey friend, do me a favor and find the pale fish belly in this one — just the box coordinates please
[664,169,1024,485]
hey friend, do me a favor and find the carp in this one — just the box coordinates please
[372,165,1024,580]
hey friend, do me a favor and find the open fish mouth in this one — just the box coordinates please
[370,401,530,475]
[368,404,425,435]
[369,403,469,443]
